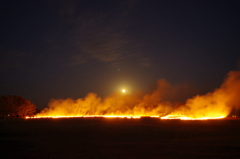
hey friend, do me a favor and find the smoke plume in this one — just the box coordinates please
[37,71,240,118]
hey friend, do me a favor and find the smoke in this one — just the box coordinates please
[37,71,240,118]
[38,79,175,117]
[171,71,240,118]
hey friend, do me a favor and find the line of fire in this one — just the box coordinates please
[26,71,240,120]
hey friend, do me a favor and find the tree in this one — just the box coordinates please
[0,95,36,118]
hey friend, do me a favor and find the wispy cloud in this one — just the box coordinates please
[140,58,152,67]
[43,1,151,67]
[72,11,129,63]
[64,1,139,66]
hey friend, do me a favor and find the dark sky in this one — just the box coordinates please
[1,0,239,109]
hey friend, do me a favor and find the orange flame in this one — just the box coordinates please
[28,71,240,120]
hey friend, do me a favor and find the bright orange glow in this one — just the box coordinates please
[27,71,240,120]
[26,115,225,120]
[122,89,126,93]
[160,115,225,120]
[26,115,143,119]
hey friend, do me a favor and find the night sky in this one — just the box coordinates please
[1,0,239,109]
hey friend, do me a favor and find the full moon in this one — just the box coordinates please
[122,89,126,93]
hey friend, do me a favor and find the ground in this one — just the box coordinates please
[1,118,240,158]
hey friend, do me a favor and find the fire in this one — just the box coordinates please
[27,115,142,119]
[160,115,225,120]
[28,71,240,120]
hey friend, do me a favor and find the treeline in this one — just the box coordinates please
[0,95,37,118]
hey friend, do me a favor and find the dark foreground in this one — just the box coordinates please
[1,118,240,159]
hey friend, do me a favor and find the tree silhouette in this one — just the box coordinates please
[0,95,36,118]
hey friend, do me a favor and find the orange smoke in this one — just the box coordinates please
[163,71,240,119]
[33,71,240,119]
[36,79,174,118]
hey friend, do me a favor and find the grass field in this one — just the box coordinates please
[1,118,240,158]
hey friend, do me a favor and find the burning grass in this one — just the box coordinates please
[29,71,240,120]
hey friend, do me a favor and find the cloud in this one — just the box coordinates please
[66,1,138,65]
[43,1,148,67]
[73,14,128,62]
[140,58,152,67]
[79,32,127,62]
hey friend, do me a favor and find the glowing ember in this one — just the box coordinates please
[26,71,240,120]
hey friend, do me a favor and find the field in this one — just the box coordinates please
[1,118,240,158]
